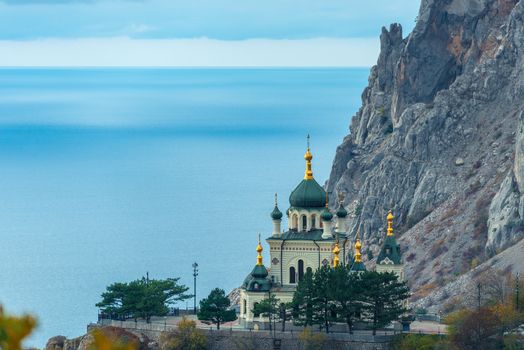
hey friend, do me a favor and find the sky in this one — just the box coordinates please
[0,0,420,67]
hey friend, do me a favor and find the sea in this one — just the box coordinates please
[0,68,369,347]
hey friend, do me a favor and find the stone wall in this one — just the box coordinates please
[89,321,393,350]
[204,329,392,350]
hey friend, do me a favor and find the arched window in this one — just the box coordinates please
[311,214,317,229]
[306,267,313,275]
[292,214,298,230]
[243,299,247,314]
[289,266,296,284]
[253,302,260,317]
[298,260,304,282]
[302,215,307,231]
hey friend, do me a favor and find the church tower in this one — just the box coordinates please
[239,235,273,327]
[376,211,404,280]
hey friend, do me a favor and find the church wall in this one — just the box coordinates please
[376,264,404,281]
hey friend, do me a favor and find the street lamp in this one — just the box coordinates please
[192,262,199,315]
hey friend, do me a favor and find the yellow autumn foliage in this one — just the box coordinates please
[0,306,37,350]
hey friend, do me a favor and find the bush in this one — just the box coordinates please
[392,334,449,350]
[298,328,326,350]
[160,318,207,350]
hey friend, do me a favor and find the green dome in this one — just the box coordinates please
[321,207,333,221]
[242,265,272,292]
[271,205,283,220]
[289,179,326,208]
[336,205,348,218]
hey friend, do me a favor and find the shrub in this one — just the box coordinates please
[298,328,326,350]
[160,318,207,350]
[392,334,448,350]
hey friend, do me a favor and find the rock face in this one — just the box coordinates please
[328,0,524,307]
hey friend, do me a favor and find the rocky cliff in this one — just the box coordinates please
[328,0,524,310]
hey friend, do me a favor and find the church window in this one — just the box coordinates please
[306,267,312,275]
[253,302,260,317]
[243,299,247,314]
[298,260,304,282]
[289,266,296,283]
[292,214,298,229]
[301,215,307,231]
[311,214,317,229]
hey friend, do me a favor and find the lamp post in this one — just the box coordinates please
[516,272,520,312]
[192,262,199,315]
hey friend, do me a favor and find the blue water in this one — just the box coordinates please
[0,68,368,347]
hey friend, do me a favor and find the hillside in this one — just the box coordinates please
[327,0,524,309]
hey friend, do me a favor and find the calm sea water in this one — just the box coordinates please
[0,68,368,347]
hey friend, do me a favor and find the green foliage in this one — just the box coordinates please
[359,271,410,335]
[311,266,334,332]
[391,334,449,350]
[328,265,363,334]
[503,334,524,350]
[292,266,410,334]
[197,288,236,330]
[160,318,207,350]
[354,204,363,217]
[96,277,191,322]
[297,328,326,350]
[291,269,315,327]
[252,295,281,331]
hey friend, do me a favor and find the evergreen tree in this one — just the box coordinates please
[252,294,280,331]
[329,265,362,334]
[96,277,191,322]
[197,288,237,330]
[279,302,293,332]
[360,271,410,335]
[311,266,334,333]
[291,269,315,327]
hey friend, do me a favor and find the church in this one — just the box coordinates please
[238,140,404,328]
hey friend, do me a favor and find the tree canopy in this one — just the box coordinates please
[197,288,236,330]
[291,267,409,334]
[96,276,191,322]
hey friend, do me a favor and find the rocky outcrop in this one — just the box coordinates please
[46,327,156,350]
[328,0,524,307]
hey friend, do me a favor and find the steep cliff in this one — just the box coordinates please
[328,0,524,309]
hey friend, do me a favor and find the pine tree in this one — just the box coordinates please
[311,266,334,333]
[360,271,410,335]
[197,288,237,330]
[251,294,280,331]
[329,265,362,334]
[291,269,315,327]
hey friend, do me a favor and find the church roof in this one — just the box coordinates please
[350,260,367,272]
[266,229,343,241]
[289,178,326,208]
[242,264,272,292]
[242,236,273,292]
[377,211,402,265]
[377,235,402,265]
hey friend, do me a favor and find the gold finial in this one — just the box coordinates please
[354,231,362,263]
[304,134,314,180]
[387,210,394,236]
[332,241,340,267]
[256,234,263,266]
